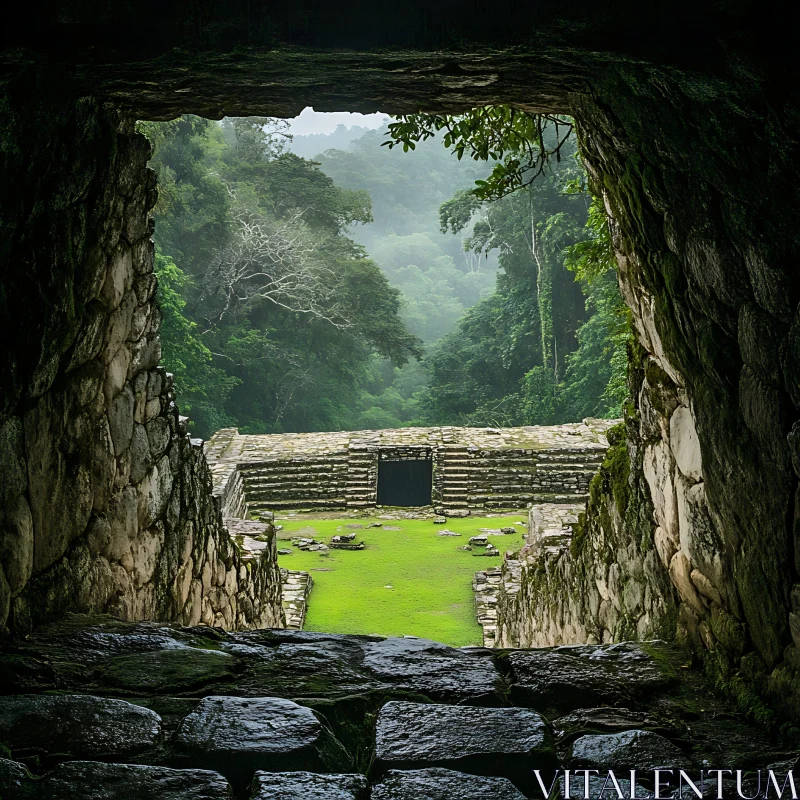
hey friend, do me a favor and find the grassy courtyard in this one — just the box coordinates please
[275,514,526,647]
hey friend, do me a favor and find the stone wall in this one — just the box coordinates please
[0,98,282,636]
[493,398,678,648]
[573,72,800,718]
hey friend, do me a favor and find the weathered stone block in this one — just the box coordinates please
[100,245,133,310]
[0,694,160,759]
[361,636,502,702]
[507,643,674,710]
[108,385,135,456]
[570,729,693,771]
[669,405,702,482]
[98,647,236,693]
[176,696,349,789]
[370,768,525,800]
[374,701,554,792]
[137,455,173,527]
[248,771,368,800]
[0,758,232,799]
[24,388,115,572]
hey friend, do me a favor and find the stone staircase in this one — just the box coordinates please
[472,566,503,647]
[345,445,378,509]
[0,616,785,799]
[440,447,604,512]
[280,569,313,630]
[238,454,349,514]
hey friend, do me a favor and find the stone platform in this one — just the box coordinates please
[0,615,791,799]
[206,422,616,517]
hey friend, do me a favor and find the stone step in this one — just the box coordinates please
[247,485,342,496]
[242,472,347,485]
[239,453,349,466]
[248,498,347,510]
[242,462,349,474]
[243,473,345,483]
[440,455,603,466]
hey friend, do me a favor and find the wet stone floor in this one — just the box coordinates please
[0,614,795,799]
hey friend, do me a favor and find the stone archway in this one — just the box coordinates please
[1,1,798,715]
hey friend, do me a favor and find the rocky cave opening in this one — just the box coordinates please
[1,3,799,797]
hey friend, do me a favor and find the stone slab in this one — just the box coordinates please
[0,758,232,799]
[507,642,674,711]
[177,696,320,755]
[0,694,161,759]
[248,771,368,799]
[360,637,502,703]
[176,696,349,787]
[374,701,555,793]
[570,729,694,771]
[370,768,526,800]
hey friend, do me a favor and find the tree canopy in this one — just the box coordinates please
[141,109,629,438]
[140,116,421,437]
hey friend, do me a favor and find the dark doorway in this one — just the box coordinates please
[377,459,433,507]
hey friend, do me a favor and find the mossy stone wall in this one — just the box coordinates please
[0,94,283,636]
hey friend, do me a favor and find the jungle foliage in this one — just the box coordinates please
[139,116,421,437]
[386,111,631,427]
[141,109,629,438]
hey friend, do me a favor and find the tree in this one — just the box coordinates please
[141,116,422,437]
[153,251,239,435]
[388,107,630,427]
[384,107,573,200]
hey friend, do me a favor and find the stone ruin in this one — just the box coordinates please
[206,421,619,638]
[205,422,617,516]
[3,0,800,756]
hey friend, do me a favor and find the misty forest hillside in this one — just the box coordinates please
[140,115,629,438]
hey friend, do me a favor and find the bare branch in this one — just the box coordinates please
[198,208,351,331]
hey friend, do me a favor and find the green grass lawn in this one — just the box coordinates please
[276,514,527,647]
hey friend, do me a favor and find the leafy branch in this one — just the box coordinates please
[383,107,573,201]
